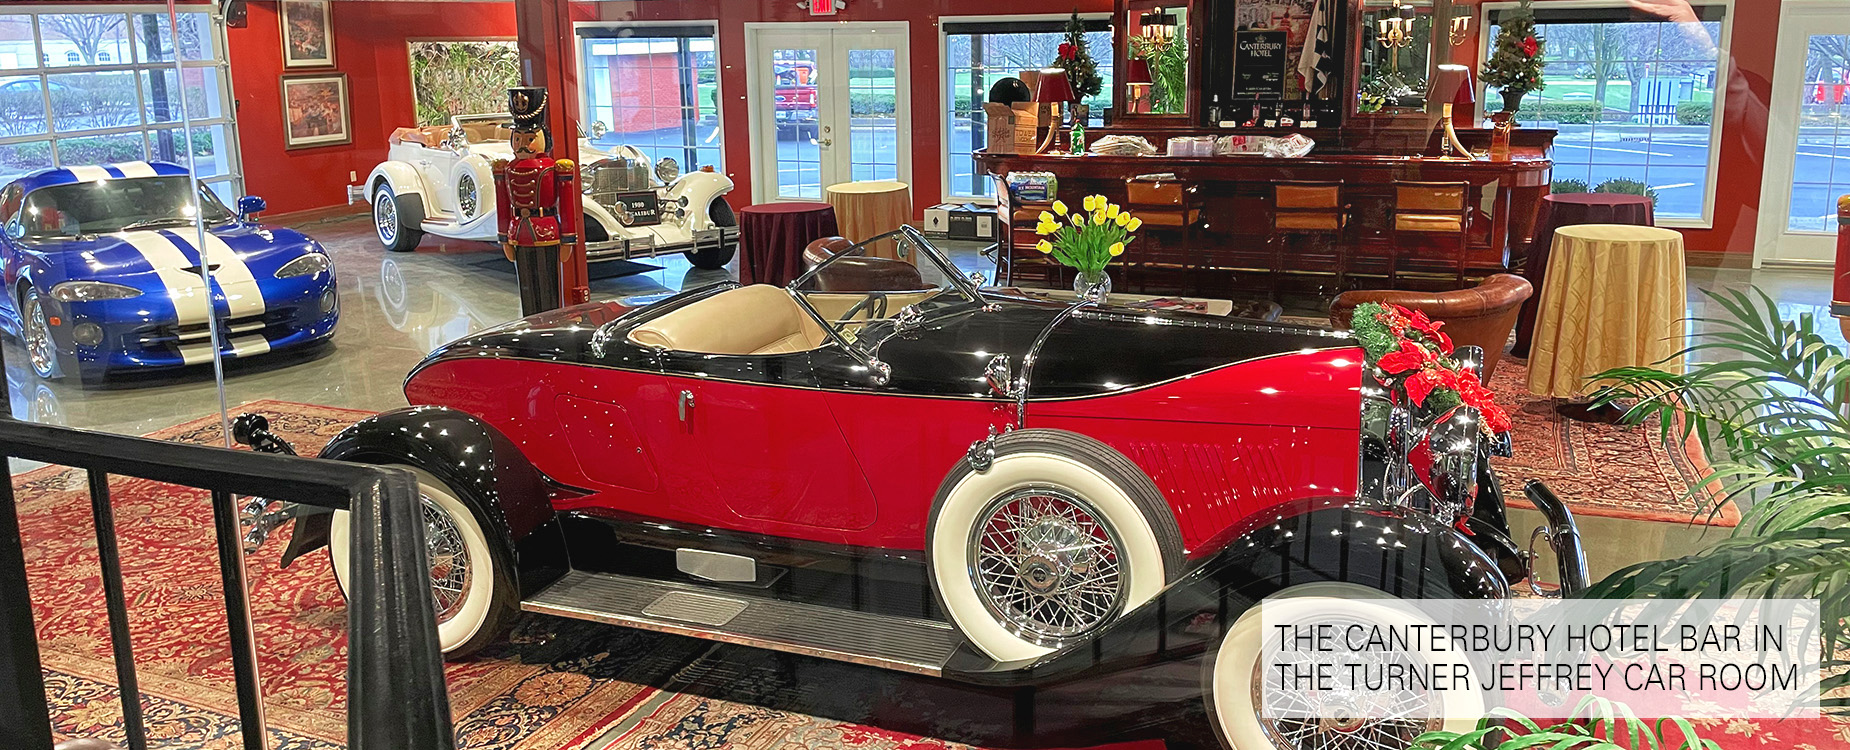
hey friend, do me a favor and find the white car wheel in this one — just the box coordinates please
[929,429,1183,662]
[328,465,505,657]
[373,187,423,253]
[1208,583,1485,750]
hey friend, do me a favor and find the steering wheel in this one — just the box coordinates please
[837,292,888,324]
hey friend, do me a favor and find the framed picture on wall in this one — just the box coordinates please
[280,73,351,149]
[280,0,336,68]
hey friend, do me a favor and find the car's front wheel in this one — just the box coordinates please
[683,198,736,270]
[1207,583,1486,750]
[20,286,64,380]
[928,429,1184,662]
[327,464,516,659]
[373,187,424,253]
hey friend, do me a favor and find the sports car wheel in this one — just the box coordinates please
[20,287,64,380]
[683,199,736,270]
[373,187,424,253]
[928,429,1183,662]
[327,465,516,659]
[1207,583,1484,750]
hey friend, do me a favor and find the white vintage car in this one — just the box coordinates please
[365,114,739,269]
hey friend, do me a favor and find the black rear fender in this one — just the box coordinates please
[283,406,558,587]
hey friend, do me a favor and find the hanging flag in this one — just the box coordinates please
[1297,0,1335,99]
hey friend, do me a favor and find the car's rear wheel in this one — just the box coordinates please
[327,465,516,659]
[373,187,424,253]
[1207,583,1485,750]
[683,198,736,270]
[20,287,64,380]
[928,428,1184,662]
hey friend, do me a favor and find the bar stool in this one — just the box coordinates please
[1270,180,1348,295]
[1390,181,1472,287]
[1124,175,1201,292]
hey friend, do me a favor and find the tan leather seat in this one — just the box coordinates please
[629,285,828,355]
[1328,274,1533,377]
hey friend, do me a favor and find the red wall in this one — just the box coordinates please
[229,1,517,215]
[1449,0,1780,260]
[229,0,1781,260]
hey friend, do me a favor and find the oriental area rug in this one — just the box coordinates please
[23,397,1816,750]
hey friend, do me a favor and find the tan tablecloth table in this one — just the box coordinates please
[1526,223,1687,398]
[825,180,912,263]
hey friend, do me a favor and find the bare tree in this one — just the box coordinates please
[42,14,123,66]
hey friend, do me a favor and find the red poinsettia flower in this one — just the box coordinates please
[1405,368,1449,406]
[1374,307,1410,336]
[1521,35,1539,56]
[1377,339,1431,375]
[1058,42,1076,60]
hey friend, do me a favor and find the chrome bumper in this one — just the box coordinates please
[585,226,740,263]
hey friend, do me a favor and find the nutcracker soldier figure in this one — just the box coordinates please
[493,86,577,316]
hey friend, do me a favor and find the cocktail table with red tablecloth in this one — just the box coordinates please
[738,202,840,286]
[1512,193,1656,356]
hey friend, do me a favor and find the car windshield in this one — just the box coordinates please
[18,176,234,239]
[786,227,983,348]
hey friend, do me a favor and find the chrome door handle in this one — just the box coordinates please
[677,390,695,422]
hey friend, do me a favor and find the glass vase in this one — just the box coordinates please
[1073,269,1112,303]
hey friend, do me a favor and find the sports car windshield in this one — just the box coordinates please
[18,177,235,239]
[787,227,983,347]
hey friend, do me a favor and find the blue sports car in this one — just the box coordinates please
[0,161,338,380]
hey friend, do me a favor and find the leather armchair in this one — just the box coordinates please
[801,236,926,292]
[1328,273,1533,377]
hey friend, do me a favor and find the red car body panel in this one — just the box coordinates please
[404,345,1363,555]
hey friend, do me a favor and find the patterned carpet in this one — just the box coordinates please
[1487,356,1737,526]
[27,398,1832,750]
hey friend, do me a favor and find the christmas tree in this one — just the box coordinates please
[1480,0,1546,111]
[1055,11,1102,100]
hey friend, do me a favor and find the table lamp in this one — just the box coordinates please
[1431,64,1476,160]
[1123,59,1153,114]
[1033,67,1076,154]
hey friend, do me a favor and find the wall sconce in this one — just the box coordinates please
[1140,7,1177,42]
[1375,0,1418,49]
[1449,14,1471,46]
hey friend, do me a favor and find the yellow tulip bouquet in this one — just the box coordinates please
[1034,194,1142,281]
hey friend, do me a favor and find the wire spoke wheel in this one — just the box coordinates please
[969,487,1126,644]
[420,494,471,623]
[375,192,398,243]
[23,293,56,378]
[1251,614,1442,750]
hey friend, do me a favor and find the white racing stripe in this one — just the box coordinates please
[229,335,271,358]
[189,231,267,319]
[176,340,215,365]
[111,161,158,178]
[116,231,211,325]
[66,165,110,181]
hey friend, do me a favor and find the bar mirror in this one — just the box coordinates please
[1357,0,1434,114]
[1119,0,1190,118]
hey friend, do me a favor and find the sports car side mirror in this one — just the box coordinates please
[236,195,266,221]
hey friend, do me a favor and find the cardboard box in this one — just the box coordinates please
[983,102,1039,155]
[924,203,996,240]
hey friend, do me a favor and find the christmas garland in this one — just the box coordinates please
[1351,302,1512,434]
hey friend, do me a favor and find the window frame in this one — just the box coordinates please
[0,3,241,196]
[570,19,727,177]
[939,13,1113,205]
[1477,0,1734,228]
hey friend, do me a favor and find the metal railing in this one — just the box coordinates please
[0,371,455,749]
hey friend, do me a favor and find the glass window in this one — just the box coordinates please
[577,25,724,175]
[40,14,130,68]
[944,19,1114,200]
[1487,4,1726,221]
[1787,32,1850,232]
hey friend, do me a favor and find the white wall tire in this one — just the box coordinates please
[929,429,1183,663]
[1207,583,1485,750]
[373,186,424,253]
[327,465,512,659]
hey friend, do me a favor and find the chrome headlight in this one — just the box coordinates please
[50,281,142,302]
[275,253,331,279]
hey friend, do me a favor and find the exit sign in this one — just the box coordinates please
[809,0,839,15]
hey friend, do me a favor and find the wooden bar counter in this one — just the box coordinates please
[975,139,1552,292]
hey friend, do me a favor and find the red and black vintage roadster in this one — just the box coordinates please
[250,228,1585,750]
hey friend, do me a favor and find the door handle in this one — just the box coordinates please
[677,390,695,422]
[816,138,832,147]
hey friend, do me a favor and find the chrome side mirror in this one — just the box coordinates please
[967,271,986,287]
[984,354,1020,399]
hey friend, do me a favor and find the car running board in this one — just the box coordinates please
[523,570,962,676]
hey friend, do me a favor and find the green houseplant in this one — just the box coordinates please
[1414,697,1722,750]
[1587,288,1850,713]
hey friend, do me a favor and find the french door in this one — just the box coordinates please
[747,23,910,201]
[1755,1,1850,265]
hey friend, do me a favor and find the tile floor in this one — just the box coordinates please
[0,210,1823,582]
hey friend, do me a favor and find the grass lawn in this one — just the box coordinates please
[1531,77,1714,109]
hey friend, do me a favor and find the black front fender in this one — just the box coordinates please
[294,406,559,589]
[945,498,1509,686]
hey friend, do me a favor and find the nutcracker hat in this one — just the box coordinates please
[508,87,548,131]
